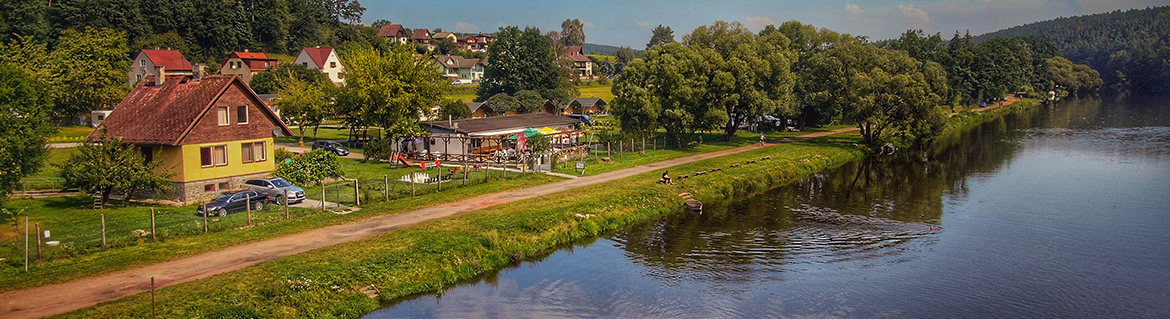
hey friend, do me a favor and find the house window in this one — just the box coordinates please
[213,145,227,166]
[237,105,248,124]
[242,141,267,163]
[218,106,230,125]
[264,61,270,68]
[302,62,308,67]
[330,62,337,68]
[218,182,230,190]
[140,60,145,66]
[201,147,213,167]
[204,184,215,192]
[136,74,142,81]
[140,146,153,163]
[231,61,238,69]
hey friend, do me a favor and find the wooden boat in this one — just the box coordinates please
[685,199,703,213]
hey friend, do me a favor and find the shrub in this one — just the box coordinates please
[274,147,295,163]
[363,139,393,162]
[274,149,344,185]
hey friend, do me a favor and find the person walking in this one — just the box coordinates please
[759,132,766,146]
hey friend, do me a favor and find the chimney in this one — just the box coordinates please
[193,63,206,81]
[315,45,320,48]
[154,65,166,86]
[244,48,249,53]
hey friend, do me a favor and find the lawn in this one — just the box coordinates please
[446,84,479,103]
[578,82,614,100]
[46,126,93,143]
[17,147,79,190]
[276,126,378,145]
[300,157,530,206]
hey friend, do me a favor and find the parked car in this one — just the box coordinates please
[312,140,350,156]
[567,114,595,126]
[243,177,306,204]
[197,190,269,217]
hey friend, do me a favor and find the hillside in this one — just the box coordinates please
[583,43,641,55]
[972,6,1170,92]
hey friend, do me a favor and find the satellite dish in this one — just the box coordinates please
[272,127,284,137]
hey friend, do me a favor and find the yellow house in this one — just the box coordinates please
[91,74,293,203]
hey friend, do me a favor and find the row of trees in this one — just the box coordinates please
[0,28,131,118]
[614,21,1100,148]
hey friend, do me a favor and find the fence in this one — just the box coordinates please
[308,162,530,206]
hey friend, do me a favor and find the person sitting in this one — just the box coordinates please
[662,170,673,185]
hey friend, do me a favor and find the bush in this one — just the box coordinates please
[274,149,344,185]
[363,139,393,162]
[274,147,295,164]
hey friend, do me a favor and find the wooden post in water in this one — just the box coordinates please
[101,213,107,247]
[150,208,156,241]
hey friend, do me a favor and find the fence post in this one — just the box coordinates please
[384,175,389,201]
[607,142,611,158]
[642,137,645,152]
[463,163,468,186]
[619,140,623,157]
[283,189,290,219]
[202,202,207,233]
[246,196,252,226]
[101,213,107,247]
[35,223,41,260]
[150,208,156,241]
[24,216,28,271]
[411,174,416,196]
[436,164,442,192]
[354,179,360,206]
[321,183,326,210]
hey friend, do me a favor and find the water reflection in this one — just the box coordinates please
[368,93,1170,319]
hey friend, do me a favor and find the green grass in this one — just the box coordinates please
[46,126,93,143]
[276,126,375,145]
[578,83,614,100]
[22,148,78,182]
[301,157,529,206]
[58,132,870,318]
[446,85,479,103]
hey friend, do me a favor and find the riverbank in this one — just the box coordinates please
[53,100,1040,318]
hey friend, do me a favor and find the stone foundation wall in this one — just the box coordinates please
[176,172,274,204]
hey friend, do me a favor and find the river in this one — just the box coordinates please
[367,94,1170,318]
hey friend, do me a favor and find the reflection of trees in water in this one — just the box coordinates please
[615,97,1134,283]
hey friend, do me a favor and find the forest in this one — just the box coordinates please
[973,6,1170,93]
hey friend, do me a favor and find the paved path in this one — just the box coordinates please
[46,143,81,148]
[0,128,856,319]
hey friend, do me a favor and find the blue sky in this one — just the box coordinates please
[363,0,1166,48]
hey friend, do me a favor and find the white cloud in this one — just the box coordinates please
[846,3,864,17]
[745,16,776,31]
[583,20,595,29]
[636,20,653,28]
[898,4,931,25]
[452,22,478,32]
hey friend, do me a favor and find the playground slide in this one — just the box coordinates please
[395,154,439,169]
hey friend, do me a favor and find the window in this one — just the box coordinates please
[242,141,266,163]
[237,105,248,124]
[264,61,270,68]
[231,61,237,69]
[218,182,230,190]
[201,147,213,167]
[140,146,153,163]
[218,106,230,125]
[302,62,308,67]
[204,184,215,192]
[136,74,142,81]
[330,62,337,68]
[140,60,145,66]
[214,145,227,166]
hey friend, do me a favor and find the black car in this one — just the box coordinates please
[312,140,350,156]
[567,114,595,126]
[197,190,269,217]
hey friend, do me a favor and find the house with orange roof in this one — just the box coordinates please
[219,50,278,83]
[127,49,197,85]
[294,46,345,85]
[378,23,409,44]
[91,74,294,203]
[411,29,434,50]
[560,46,593,79]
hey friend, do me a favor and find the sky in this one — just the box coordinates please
[362,0,1167,48]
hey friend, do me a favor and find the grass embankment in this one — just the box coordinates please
[61,133,868,318]
[578,82,614,100]
[948,99,1041,129]
[0,173,559,291]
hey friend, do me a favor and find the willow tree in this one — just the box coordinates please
[335,44,447,139]
[612,43,715,148]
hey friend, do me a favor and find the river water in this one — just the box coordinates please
[367,94,1170,318]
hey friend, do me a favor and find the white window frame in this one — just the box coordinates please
[218,106,230,126]
[236,105,248,124]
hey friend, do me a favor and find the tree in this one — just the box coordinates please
[276,74,335,146]
[59,138,173,205]
[438,99,472,120]
[514,90,546,114]
[559,19,585,47]
[51,27,130,118]
[434,37,458,55]
[484,93,519,115]
[0,36,53,82]
[335,44,447,140]
[613,43,713,148]
[273,149,343,185]
[614,46,636,65]
[1046,56,1102,95]
[647,24,675,50]
[477,26,570,104]
[684,21,798,141]
[0,64,56,208]
[250,63,330,94]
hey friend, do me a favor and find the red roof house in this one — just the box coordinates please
[128,49,195,85]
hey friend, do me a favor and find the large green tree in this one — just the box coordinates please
[647,25,675,50]
[59,138,173,205]
[276,74,335,146]
[51,27,130,118]
[438,99,472,120]
[250,63,330,94]
[0,64,56,208]
[684,21,797,141]
[477,26,570,104]
[612,42,714,148]
[335,44,446,139]
[559,18,585,47]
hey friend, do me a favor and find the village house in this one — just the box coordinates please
[474,33,494,48]
[456,35,481,51]
[294,46,345,85]
[411,29,434,50]
[218,50,278,83]
[418,113,584,157]
[127,49,196,85]
[543,98,608,115]
[560,46,593,79]
[91,74,293,203]
[466,102,492,118]
[432,32,457,43]
[378,23,409,44]
[434,55,485,84]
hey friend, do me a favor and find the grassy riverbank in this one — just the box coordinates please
[60,133,869,318]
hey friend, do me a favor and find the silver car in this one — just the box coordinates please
[244,177,306,204]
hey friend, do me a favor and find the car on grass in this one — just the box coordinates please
[312,140,350,156]
[197,190,269,217]
[244,177,306,204]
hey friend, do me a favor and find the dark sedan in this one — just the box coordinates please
[312,140,350,156]
[197,190,269,217]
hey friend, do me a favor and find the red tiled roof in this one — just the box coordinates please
[562,46,584,55]
[301,47,334,68]
[411,29,432,40]
[141,50,193,71]
[91,75,292,145]
[378,24,407,37]
[567,54,591,62]
[231,51,269,60]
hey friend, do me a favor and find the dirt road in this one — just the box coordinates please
[0,128,856,319]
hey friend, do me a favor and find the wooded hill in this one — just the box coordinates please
[973,6,1170,93]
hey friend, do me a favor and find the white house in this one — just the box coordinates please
[294,47,345,85]
[434,55,484,84]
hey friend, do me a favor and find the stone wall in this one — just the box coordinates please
[176,172,273,203]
